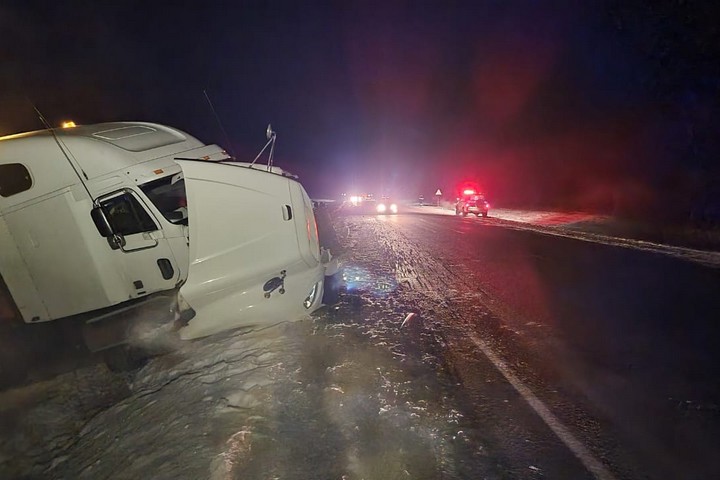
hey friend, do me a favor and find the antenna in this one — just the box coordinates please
[203,89,236,159]
[29,101,95,204]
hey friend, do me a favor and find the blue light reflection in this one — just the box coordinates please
[342,265,397,297]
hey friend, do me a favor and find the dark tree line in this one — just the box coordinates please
[606,0,720,225]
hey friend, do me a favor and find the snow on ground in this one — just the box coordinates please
[0,366,129,479]
[1,243,490,479]
[409,205,720,268]
[8,203,713,479]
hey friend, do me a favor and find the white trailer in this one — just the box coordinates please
[0,122,329,377]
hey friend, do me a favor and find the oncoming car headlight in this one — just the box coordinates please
[376,203,387,213]
[390,203,398,213]
[303,282,320,309]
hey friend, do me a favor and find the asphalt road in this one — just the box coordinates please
[333,209,720,480]
[3,207,719,479]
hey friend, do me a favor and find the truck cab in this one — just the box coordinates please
[0,122,327,369]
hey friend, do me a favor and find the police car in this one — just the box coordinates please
[455,189,489,217]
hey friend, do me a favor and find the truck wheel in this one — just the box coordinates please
[0,329,29,389]
[0,349,28,388]
[462,212,468,217]
[482,212,488,217]
[103,345,148,373]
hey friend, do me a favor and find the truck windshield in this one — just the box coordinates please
[140,174,188,225]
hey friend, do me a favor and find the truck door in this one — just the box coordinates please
[96,189,180,297]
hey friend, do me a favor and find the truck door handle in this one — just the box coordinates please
[157,258,174,280]
[282,205,293,221]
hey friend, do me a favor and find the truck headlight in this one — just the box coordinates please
[303,282,320,309]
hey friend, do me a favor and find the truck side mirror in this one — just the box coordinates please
[91,207,126,250]
[91,206,113,238]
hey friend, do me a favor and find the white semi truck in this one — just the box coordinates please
[0,122,330,378]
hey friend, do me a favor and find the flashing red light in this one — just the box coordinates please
[462,189,476,195]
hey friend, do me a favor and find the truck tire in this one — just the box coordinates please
[0,353,28,388]
[102,345,148,373]
[0,328,29,389]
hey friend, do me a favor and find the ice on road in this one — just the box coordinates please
[3,267,490,479]
[5,206,656,480]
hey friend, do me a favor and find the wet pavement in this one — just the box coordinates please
[344,210,720,480]
[2,207,719,479]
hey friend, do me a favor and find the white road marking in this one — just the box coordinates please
[467,332,617,480]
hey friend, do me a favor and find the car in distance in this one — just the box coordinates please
[455,189,489,217]
[376,196,398,214]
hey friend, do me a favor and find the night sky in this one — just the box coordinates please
[2,1,719,220]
